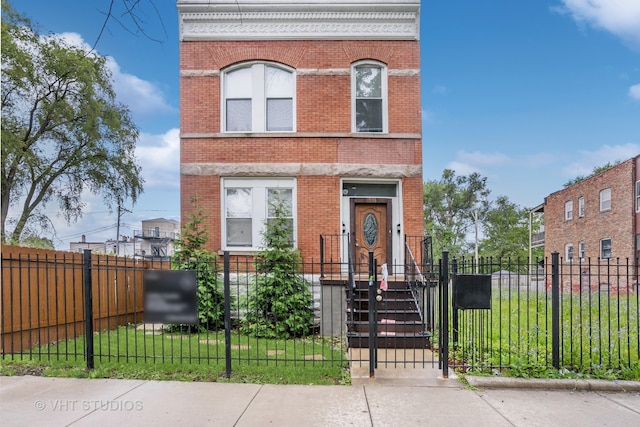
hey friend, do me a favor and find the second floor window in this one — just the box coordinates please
[636,181,640,212]
[600,188,611,211]
[352,62,387,133]
[578,196,584,217]
[565,200,573,220]
[223,63,294,132]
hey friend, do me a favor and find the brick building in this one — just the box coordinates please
[533,155,640,292]
[176,0,423,269]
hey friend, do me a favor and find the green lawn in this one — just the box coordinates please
[444,290,640,380]
[1,324,350,385]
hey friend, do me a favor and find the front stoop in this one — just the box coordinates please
[346,279,431,349]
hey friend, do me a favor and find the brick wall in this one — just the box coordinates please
[544,157,637,291]
[180,39,422,260]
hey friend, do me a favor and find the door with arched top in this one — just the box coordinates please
[351,198,392,274]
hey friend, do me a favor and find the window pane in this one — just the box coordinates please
[267,99,293,131]
[227,219,252,246]
[356,67,381,98]
[266,67,293,97]
[226,99,252,131]
[268,188,293,217]
[226,67,252,97]
[355,99,383,132]
[600,188,611,210]
[226,188,251,217]
[601,239,611,258]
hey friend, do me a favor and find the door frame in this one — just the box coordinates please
[350,198,393,269]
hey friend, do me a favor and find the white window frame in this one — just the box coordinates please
[221,62,296,133]
[565,200,573,220]
[565,243,574,262]
[600,188,611,211]
[579,241,585,261]
[636,181,640,213]
[351,60,388,133]
[222,178,296,251]
[600,238,612,259]
[578,196,584,217]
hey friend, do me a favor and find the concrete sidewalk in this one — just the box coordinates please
[2,373,639,427]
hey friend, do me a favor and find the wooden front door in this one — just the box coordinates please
[351,198,392,273]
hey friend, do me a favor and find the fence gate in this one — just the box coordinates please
[346,239,442,377]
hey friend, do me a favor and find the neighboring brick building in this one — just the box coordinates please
[534,155,640,292]
[176,0,423,268]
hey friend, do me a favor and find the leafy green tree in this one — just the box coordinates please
[20,234,54,249]
[171,197,225,332]
[479,196,530,260]
[1,1,143,243]
[563,161,620,187]
[423,169,490,259]
[242,191,314,339]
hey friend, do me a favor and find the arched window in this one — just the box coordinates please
[223,63,295,132]
[352,61,388,133]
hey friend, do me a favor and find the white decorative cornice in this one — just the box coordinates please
[177,2,420,41]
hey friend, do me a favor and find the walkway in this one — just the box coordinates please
[2,374,639,426]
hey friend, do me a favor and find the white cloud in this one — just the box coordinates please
[446,161,479,176]
[556,0,640,49]
[49,32,174,119]
[135,128,180,188]
[629,83,640,100]
[456,150,511,167]
[563,143,640,177]
[106,57,175,118]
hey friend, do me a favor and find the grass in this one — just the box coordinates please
[1,324,350,385]
[442,289,640,381]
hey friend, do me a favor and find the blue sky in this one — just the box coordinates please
[9,0,640,249]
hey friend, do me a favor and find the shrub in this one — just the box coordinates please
[241,191,314,339]
[170,197,225,332]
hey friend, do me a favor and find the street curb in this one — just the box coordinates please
[465,376,640,392]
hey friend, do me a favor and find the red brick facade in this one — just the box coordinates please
[542,155,639,292]
[178,1,423,263]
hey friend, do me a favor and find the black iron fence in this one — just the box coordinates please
[1,247,350,377]
[441,252,640,376]
[3,244,638,379]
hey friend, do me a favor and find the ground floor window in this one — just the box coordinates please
[223,178,296,250]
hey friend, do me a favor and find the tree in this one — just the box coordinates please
[241,192,314,339]
[479,196,530,260]
[20,234,54,250]
[171,197,225,332]
[1,1,143,243]
[423,169,490,259]
[563,161,620,187]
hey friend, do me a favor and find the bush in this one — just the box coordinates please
[170,197,226,332]
[241,191,314,339]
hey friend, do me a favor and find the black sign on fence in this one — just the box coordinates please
[144,270,198,324]
[453,274,491,310]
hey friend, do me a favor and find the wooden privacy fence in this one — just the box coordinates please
[1,246,168,353]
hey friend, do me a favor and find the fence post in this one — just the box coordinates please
[451,258,459,344]
[224,251,232,378]
[441,250,449,379]
[368,251,377,377]
[551,251,560,369]
[83,249,94,370]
